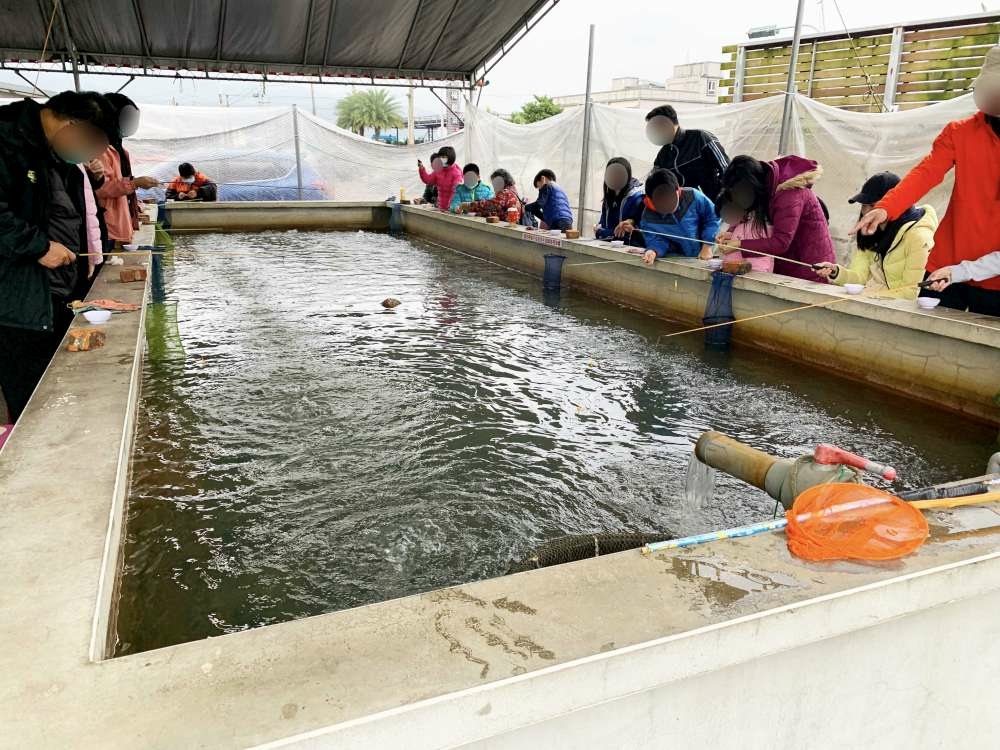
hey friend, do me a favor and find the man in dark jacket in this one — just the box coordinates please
[0,91,116,423]
[645,105,729,205]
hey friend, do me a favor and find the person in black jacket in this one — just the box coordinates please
[645,104,729,205]
[0,91,116,423]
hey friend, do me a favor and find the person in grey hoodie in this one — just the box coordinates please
[925,250,1000,307]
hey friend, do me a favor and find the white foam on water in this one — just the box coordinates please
[683,454,716,512]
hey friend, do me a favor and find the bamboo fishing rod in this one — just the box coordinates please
[656,283,923,341]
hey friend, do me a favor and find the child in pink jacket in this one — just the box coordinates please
[79,164,103,278]
[719,200,773,273]
[418,145,462,211]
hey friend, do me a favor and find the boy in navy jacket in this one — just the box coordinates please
[525,169,574,230]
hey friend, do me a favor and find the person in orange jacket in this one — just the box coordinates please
[165,162,217,201]
[855,46,1000,316]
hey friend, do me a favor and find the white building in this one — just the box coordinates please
[553,62,723,110]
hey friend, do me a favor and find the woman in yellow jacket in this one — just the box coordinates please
[814,172,937,300]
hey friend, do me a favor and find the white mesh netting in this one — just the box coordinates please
[120,94,975,259]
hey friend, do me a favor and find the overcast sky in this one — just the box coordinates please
[0,0,990,119]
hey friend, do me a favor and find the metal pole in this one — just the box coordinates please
[407,85,415,145]
[777,0,806,155]
[310,83,317,115]
[71,52,80,91]
[733,46,747,103]
[576,23,595,233]
[292,104,304,200]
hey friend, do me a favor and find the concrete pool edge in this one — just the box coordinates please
[163,199,392,232]
[2,207,1000,747]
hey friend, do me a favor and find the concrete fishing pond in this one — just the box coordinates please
[116,229,996,655]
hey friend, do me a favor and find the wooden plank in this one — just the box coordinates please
[740,91,786,102]
[745,49,890,70]
[816,95,882,111]
[744,55,889,76]
[718,95,734,104]
[898,68,981,84]
[746,42,891,63]
[902,33,999,53]
[721,44,739,54]
[742,61,886,83]
[895,89,970,103]
[811,66,888,82]
[811,84,887,98]
[740,71,886,92]
[900,54,987,72]
[811,93,884,107]
[904,22,1000,43]
[745,33,892,58]
[721,61,736,71]
[896,78,976,94]
[720,77,735,88]
[900,47,990,64]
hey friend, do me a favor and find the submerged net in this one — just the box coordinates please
[786,483,928,562]
[702,271,735,349]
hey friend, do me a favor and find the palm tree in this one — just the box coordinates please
[336,89,403,138]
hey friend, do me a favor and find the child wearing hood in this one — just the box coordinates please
[716,154,835,283]
[595,157,644,240]
[418,145,462,211]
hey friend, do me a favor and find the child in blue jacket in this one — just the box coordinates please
[525,169,574,231]
[449,163,494,212]
[616,168,719,265]
[595,157,644,240]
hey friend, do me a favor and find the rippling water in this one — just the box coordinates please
[116,230,996,654]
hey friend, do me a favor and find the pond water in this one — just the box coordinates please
[115,230,996,655]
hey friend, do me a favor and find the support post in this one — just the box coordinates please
[71,52,80,91]
[576,23,595,233]
[733,46,746,104]
[310,83,317,115]
[883,26,905,112]
[777,0,806,155]
[407,85,415,146]
[806,41,818,97]
[292,104,304,200]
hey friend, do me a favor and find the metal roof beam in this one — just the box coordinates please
[423,0,459,72]
[215,0,227,62]
[396,0,424,70]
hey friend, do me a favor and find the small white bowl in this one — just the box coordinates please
[122,243,139,252]
[467,212,478,217]
[610,240,625,248]
[707,258,723,271]
[917,297,941,310]
[549,229,563,236]
[844,283,865,295]
[82,309,112,324]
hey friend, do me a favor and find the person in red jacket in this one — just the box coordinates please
[417,145,461,211]
[459,168,523,223]
[856,46,1000,316]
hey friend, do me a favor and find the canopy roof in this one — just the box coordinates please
[0,0,558,86]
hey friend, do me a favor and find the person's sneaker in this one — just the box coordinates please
[0,424,12,452]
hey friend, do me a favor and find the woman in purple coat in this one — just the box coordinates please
[716,155,835,283]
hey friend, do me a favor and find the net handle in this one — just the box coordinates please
[910,491,1000,511]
